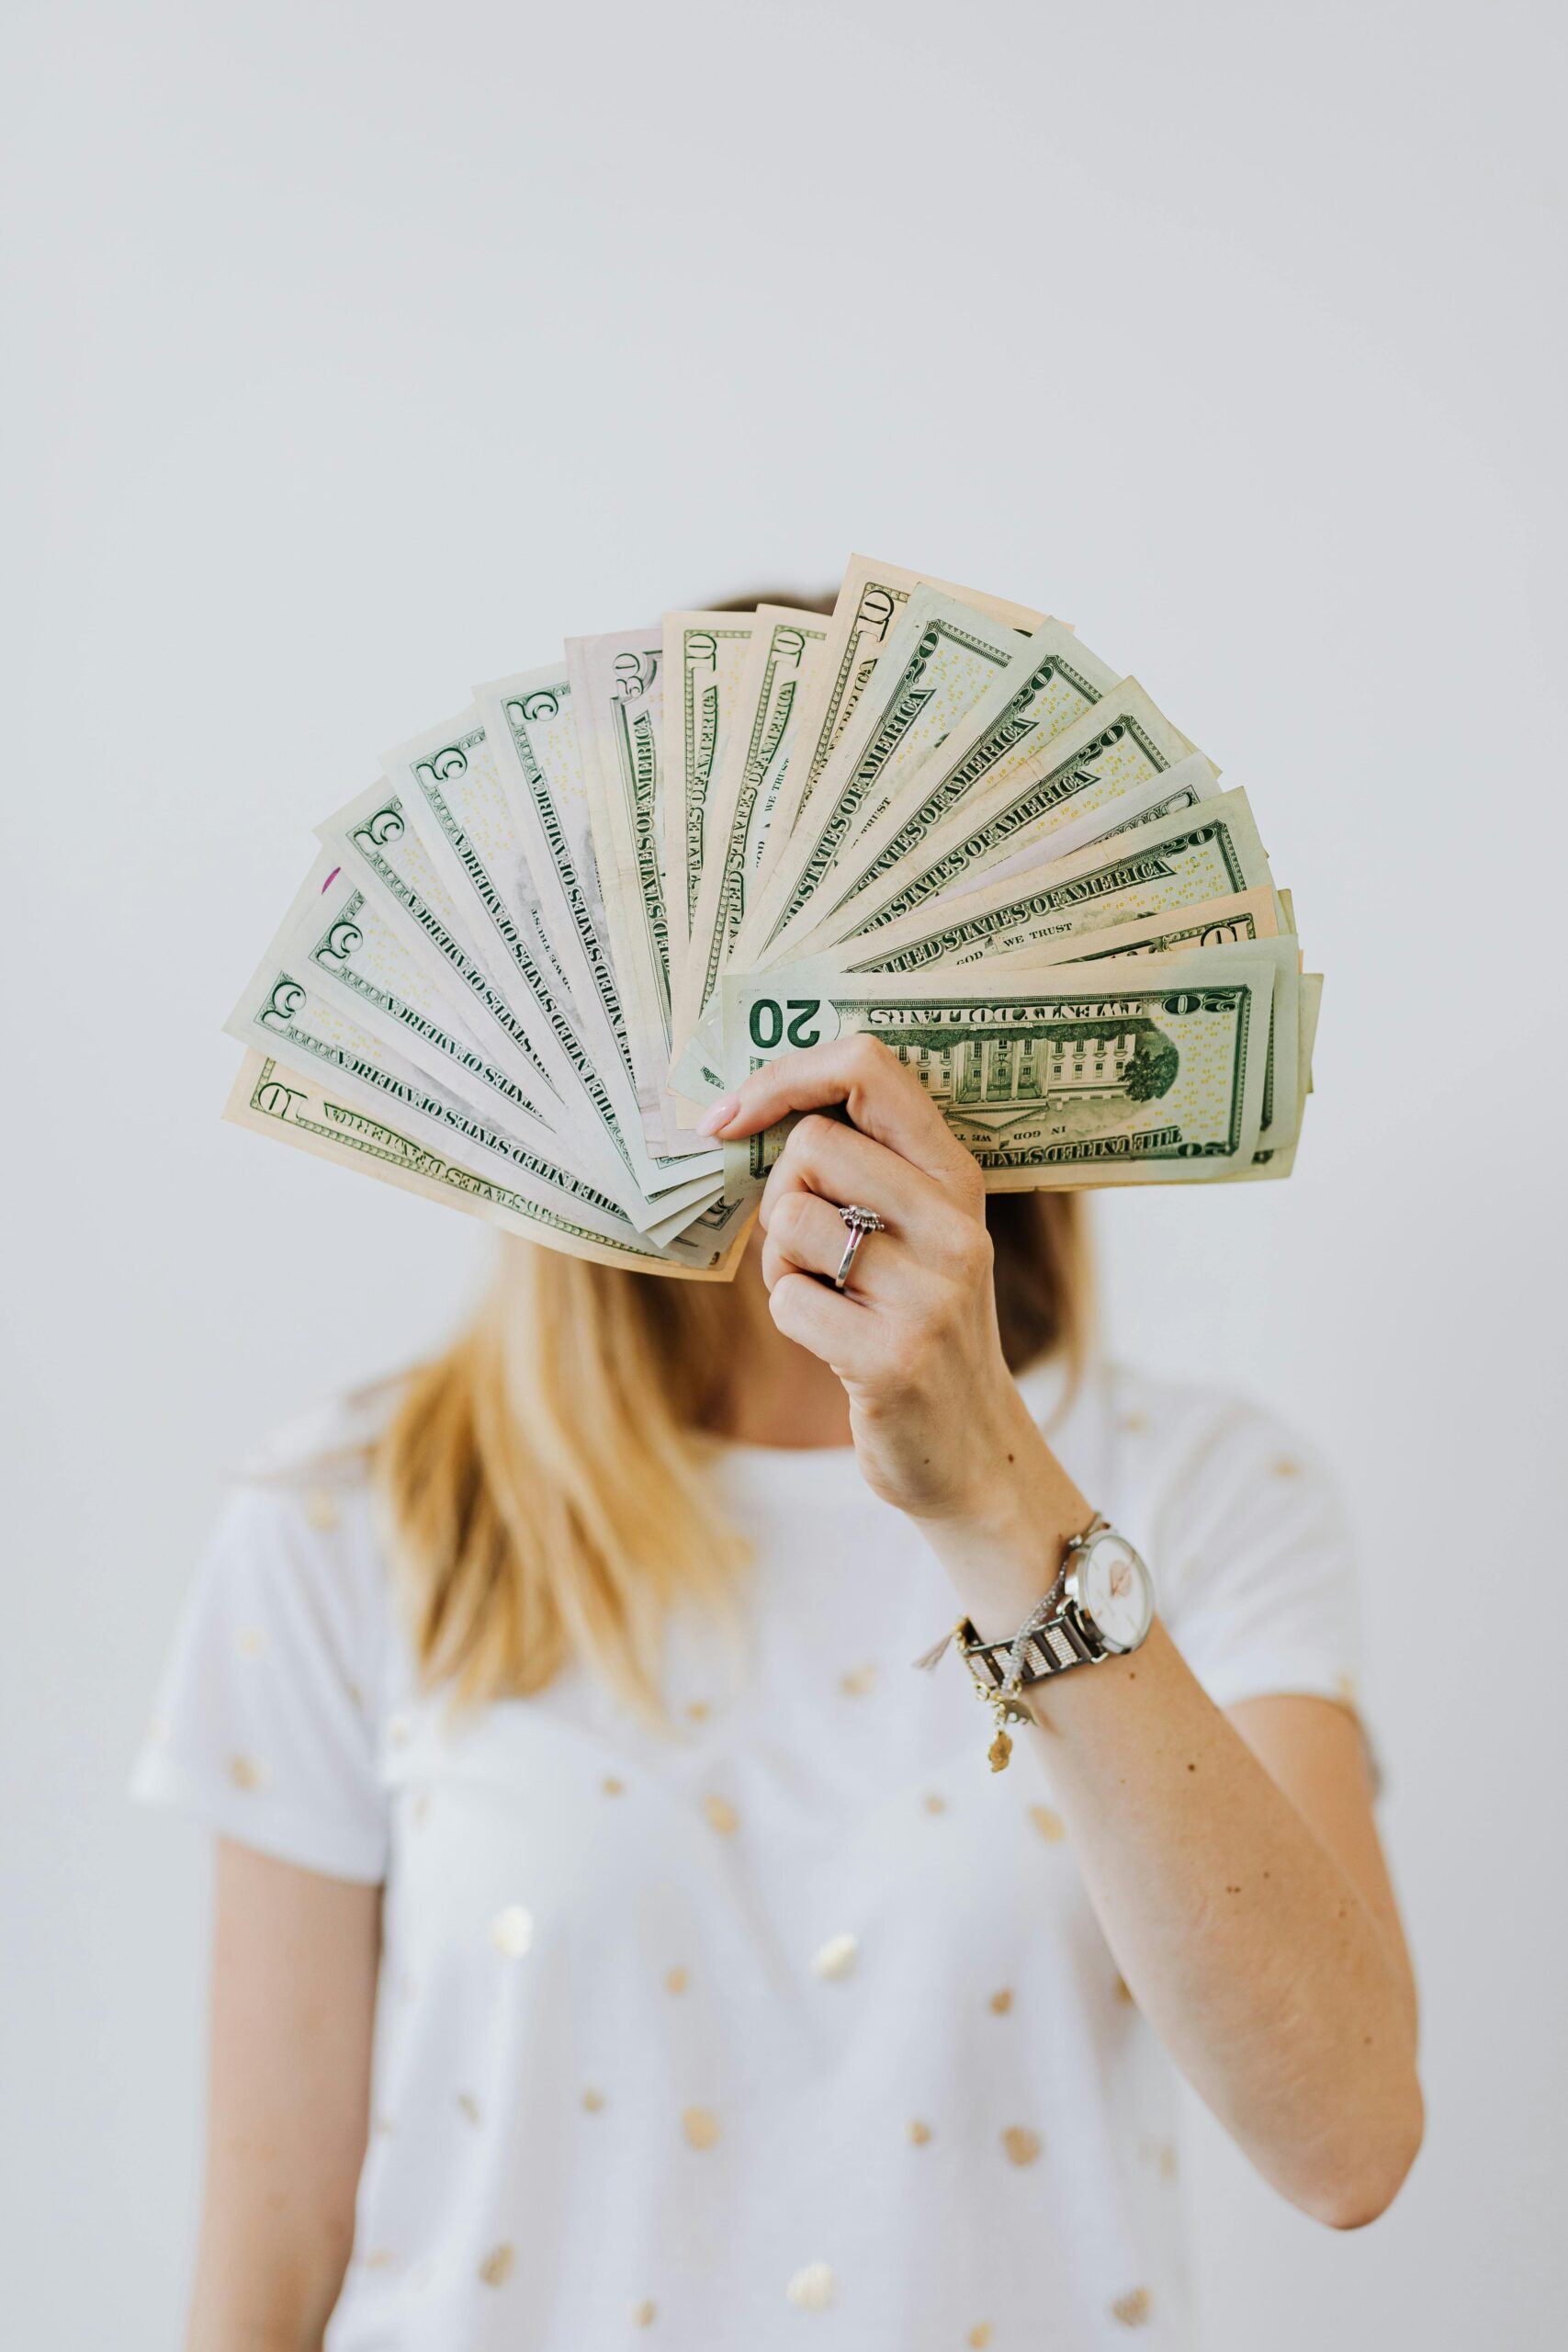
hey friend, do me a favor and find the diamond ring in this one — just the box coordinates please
[832,1204,886,1292]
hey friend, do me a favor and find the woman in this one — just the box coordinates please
[135,1029,1422,2349]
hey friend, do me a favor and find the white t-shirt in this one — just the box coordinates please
[132,1354,1361,2352]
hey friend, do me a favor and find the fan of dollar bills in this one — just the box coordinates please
[224,555,1320,1279]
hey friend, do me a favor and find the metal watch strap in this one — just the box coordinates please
[956,1512,1112,1693]
[958,1602,1106,1691]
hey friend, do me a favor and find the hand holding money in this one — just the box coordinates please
[224,555,1320,1275]
[706,1032,1071,1529]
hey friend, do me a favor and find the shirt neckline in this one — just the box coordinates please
[697,1351,1075,1487]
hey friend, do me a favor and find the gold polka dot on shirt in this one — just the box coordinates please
[1270,1456,1303,1479]
[681,2105,721,2150]
[812,1932,858,1981]
[1030,1804,1066,1844]
[582,2086,607,2113]
[490,1905,534,1958]
[839,1662,878,1696]
[786,2261,834,2311]
[630,2298,657,2327]
[968,2325,993,2348]
[456,2093,481,2126]
[664,1966,690,1996]
[602,1775,626,1796]
[908,2118,932,2146]
[227,1752,265,1792]
[304,1487,340,1532]
[1111,2285,1153,2326]
[702,1793,739,1837]
[478,2243,515,2286]
[1002,2125,1042,2166]
[988,1986,1013,2015]
[923,1792,947,1815]
[236,1627,266,1659]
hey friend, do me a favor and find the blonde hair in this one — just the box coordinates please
[378,1196,1092,1725]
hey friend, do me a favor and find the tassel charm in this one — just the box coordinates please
[910,1618,966,1674]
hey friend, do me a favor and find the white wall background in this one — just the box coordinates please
[3,2,1562,2342]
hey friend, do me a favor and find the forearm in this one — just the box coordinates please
[923,1443,1421,2227]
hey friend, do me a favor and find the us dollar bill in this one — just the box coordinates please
[752,585,1043,957]
[568,628,709,1160]
[259,850,579,1160]
[274,851,727,1232]
[773,616,1124,953]
[831,789,1272,976]
[799,679,1207,953]
[224,1053,749,1277]
[993,886,1283,966]
[1218,969,1322,1182]
[1011,910,1301,1159]
[318,780,570,1108]
[672,605,829,1069]
[734,555,1044,964]
[473,662,721,1205]
[661,611,757,989]
[719,944,1279,1197]
[674,756,1224,1103]
[380,706,653,1193]
[225,953,644,1243]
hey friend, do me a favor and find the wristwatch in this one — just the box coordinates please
[953,1517,1156,1769]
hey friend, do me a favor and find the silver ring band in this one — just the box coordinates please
[832,1204,886,1292]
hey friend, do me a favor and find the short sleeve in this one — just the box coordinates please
[1150,1399,1363,1720]
[130,1476,392,1883]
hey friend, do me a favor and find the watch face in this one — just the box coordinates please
[1076,1531,1153,1653]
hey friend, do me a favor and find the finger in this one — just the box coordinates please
[766,1270,887,1383]
[761,1190,908,1301]
[757,1114,942,1239]
[702,1035,978,1193]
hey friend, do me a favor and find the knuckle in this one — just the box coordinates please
[953,1217,994,1281]
[787,1112,837,1160]
[772,1189,816,1251]
[953,1150,986,1204]
[768,1271,813,1332]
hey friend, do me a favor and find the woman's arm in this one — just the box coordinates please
[186,1839,380,2351]
[705,1039,1422,2229]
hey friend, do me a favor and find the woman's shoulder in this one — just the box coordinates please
[1025,1351,1329,1481]
[199,1377,414,1648]
[1098,1358,1328,1475]
[228,1374,408,1492]
[133,1379,414,1881]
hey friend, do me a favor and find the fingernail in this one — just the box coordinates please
[696,1094,740,1137]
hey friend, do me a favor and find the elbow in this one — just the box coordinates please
[1302,2075,1425,2231]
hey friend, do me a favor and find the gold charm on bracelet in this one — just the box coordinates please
[984,1688,1028,1772]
